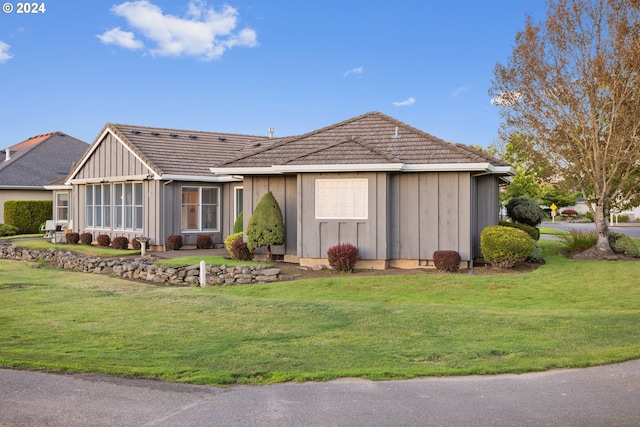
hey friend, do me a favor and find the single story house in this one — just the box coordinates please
[64,112,514,268]
[0,131,88,224]
[212,111,515,269]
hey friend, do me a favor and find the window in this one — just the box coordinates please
[182,186,219,231]
[56,193,69,221]
[85,184,110,228]
[234,186,243,219]
[114,182,142,231]
[316,178,368,219]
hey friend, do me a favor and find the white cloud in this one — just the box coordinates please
[0,41,14,63]
[98,0,257,61]
[393,97,416,107]
[343,67,363,77]
[97,27,143,50]
[452,86,467,97]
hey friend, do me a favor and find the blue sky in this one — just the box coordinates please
[0,1,547,149]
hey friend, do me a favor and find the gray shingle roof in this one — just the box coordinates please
[0,132,88,188]
[215,111,511,169]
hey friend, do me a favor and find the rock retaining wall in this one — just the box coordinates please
[0,243,280,286]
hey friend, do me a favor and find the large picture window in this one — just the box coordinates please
[182,187,219,232]
[85,184,111,228]
[316,178,368,219]
[114,182,143,231]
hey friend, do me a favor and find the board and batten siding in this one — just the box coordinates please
[473,174,501,258]
[74,133,149,180]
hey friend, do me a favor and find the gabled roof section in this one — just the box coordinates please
[212,112,513,175]
[0,132,88,188]
[69,123,272,182]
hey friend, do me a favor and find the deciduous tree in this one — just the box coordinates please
[491,0,640,257]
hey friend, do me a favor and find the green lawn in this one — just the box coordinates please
[1,240,639,386]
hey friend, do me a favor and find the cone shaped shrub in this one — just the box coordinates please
[246,191,285,260]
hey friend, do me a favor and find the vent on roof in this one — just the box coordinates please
[218,137,227,142]
[189,134,198,139]
[4,149,10,162]
[170,133,179,138]
[268,127,274,138]
[151,132,160,136]
[392,126,400,138]
[253,142,261,147]
[131,130,141,135]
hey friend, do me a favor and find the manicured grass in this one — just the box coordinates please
[156,256,268,268]
[1,240,639,386]
[539,227,568,236]
[12,238,139,257]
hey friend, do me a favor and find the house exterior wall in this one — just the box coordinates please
[473,175,501,258]
[0,189,52,223]
[74,133,149,180]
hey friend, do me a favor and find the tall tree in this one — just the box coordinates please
[491,0,640,257]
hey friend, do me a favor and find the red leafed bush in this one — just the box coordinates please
[131,237,141,250]
[166,234,183,251]
[197,234,213,249]
[96,234,111,247]
[327,243,360,272]
[561,209,578,217]
[111,236,129,250]
[65,232,80,245]
[231,238,253,261]
[79,232,93,245]
[433,250,462,272]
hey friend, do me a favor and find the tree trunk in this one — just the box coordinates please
[266,245,272,262]
[593,202,615,256]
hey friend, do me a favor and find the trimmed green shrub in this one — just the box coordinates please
[247,191,285,261]
[499,220,540,241]
[166,234,182,251]
[616,214,630,223]
[506,197,544,226]
[111,236,129,250]
[327,243,360,272]
[480,225,535,268]
[558,229,597,254]
[79,232,93,245]
[433,250,461,272]
[225,232,243,258]
[231,238,253,261]
[609,232,640,258]
[527,241,545,264]
[197,235,213,249]
[65,232,80,245]
[233,211,244,233]
[4,200,52,234]
[96,234,111,247]
[0,224,18,237]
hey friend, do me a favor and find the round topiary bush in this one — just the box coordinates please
[506,197,544,226]
[609,232,640,258]
[327,243,360,272]
[231,238,253,261]
[79,232,93,245]
[166,234,182,251]
[499,220,540,241]
[480,225,535,268]
[131,237,141,250]
[224,232,243,258]
[433,250,462,272]
[96,234,111,247]
[65,232,80,245]
[111,236,129,250]
[197,234,213,249]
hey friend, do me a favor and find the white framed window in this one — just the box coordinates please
[114,182,142,231]
[56,193,69,221]
[181,186,220,232]
[85,184,111,228]
[234,186,243,220]
[315,178,368,219]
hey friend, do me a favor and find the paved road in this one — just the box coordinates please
[2,360,639,426]
[542,221,640,238]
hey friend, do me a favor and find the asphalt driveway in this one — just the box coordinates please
[1,360,639,426]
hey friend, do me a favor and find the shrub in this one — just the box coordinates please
[561,209,578,217]
[79,232,93,245]
[231,238,253,261]
[527,241,545,264]
[327,243,360,272]
[506,197,544,226]
[225,232,243,258]
[0,223,18,237]
[111,236,129,250]
[4,200,52,234]
[65,232,80,244]
[583,211,594,222]
[609,232,640,258]
[558,229,597,254]
[197,234,213,249]
[433,250,461,272]
[131,237,141,250]
[233,211,244,233]
[480,226,535,268]
[166,234,182,251]
[616,214,630,223]
[247,191,285,261]
[499,220,540,241]
[96,234,111,247]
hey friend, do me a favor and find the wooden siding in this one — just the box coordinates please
[75,133,150,180]
[473,175,501,257]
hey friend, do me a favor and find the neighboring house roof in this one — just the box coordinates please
[0,132,88,189]
[68,123,272,183]
[212,111,514,175]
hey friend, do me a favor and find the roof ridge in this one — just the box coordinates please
[111,123,270,141]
